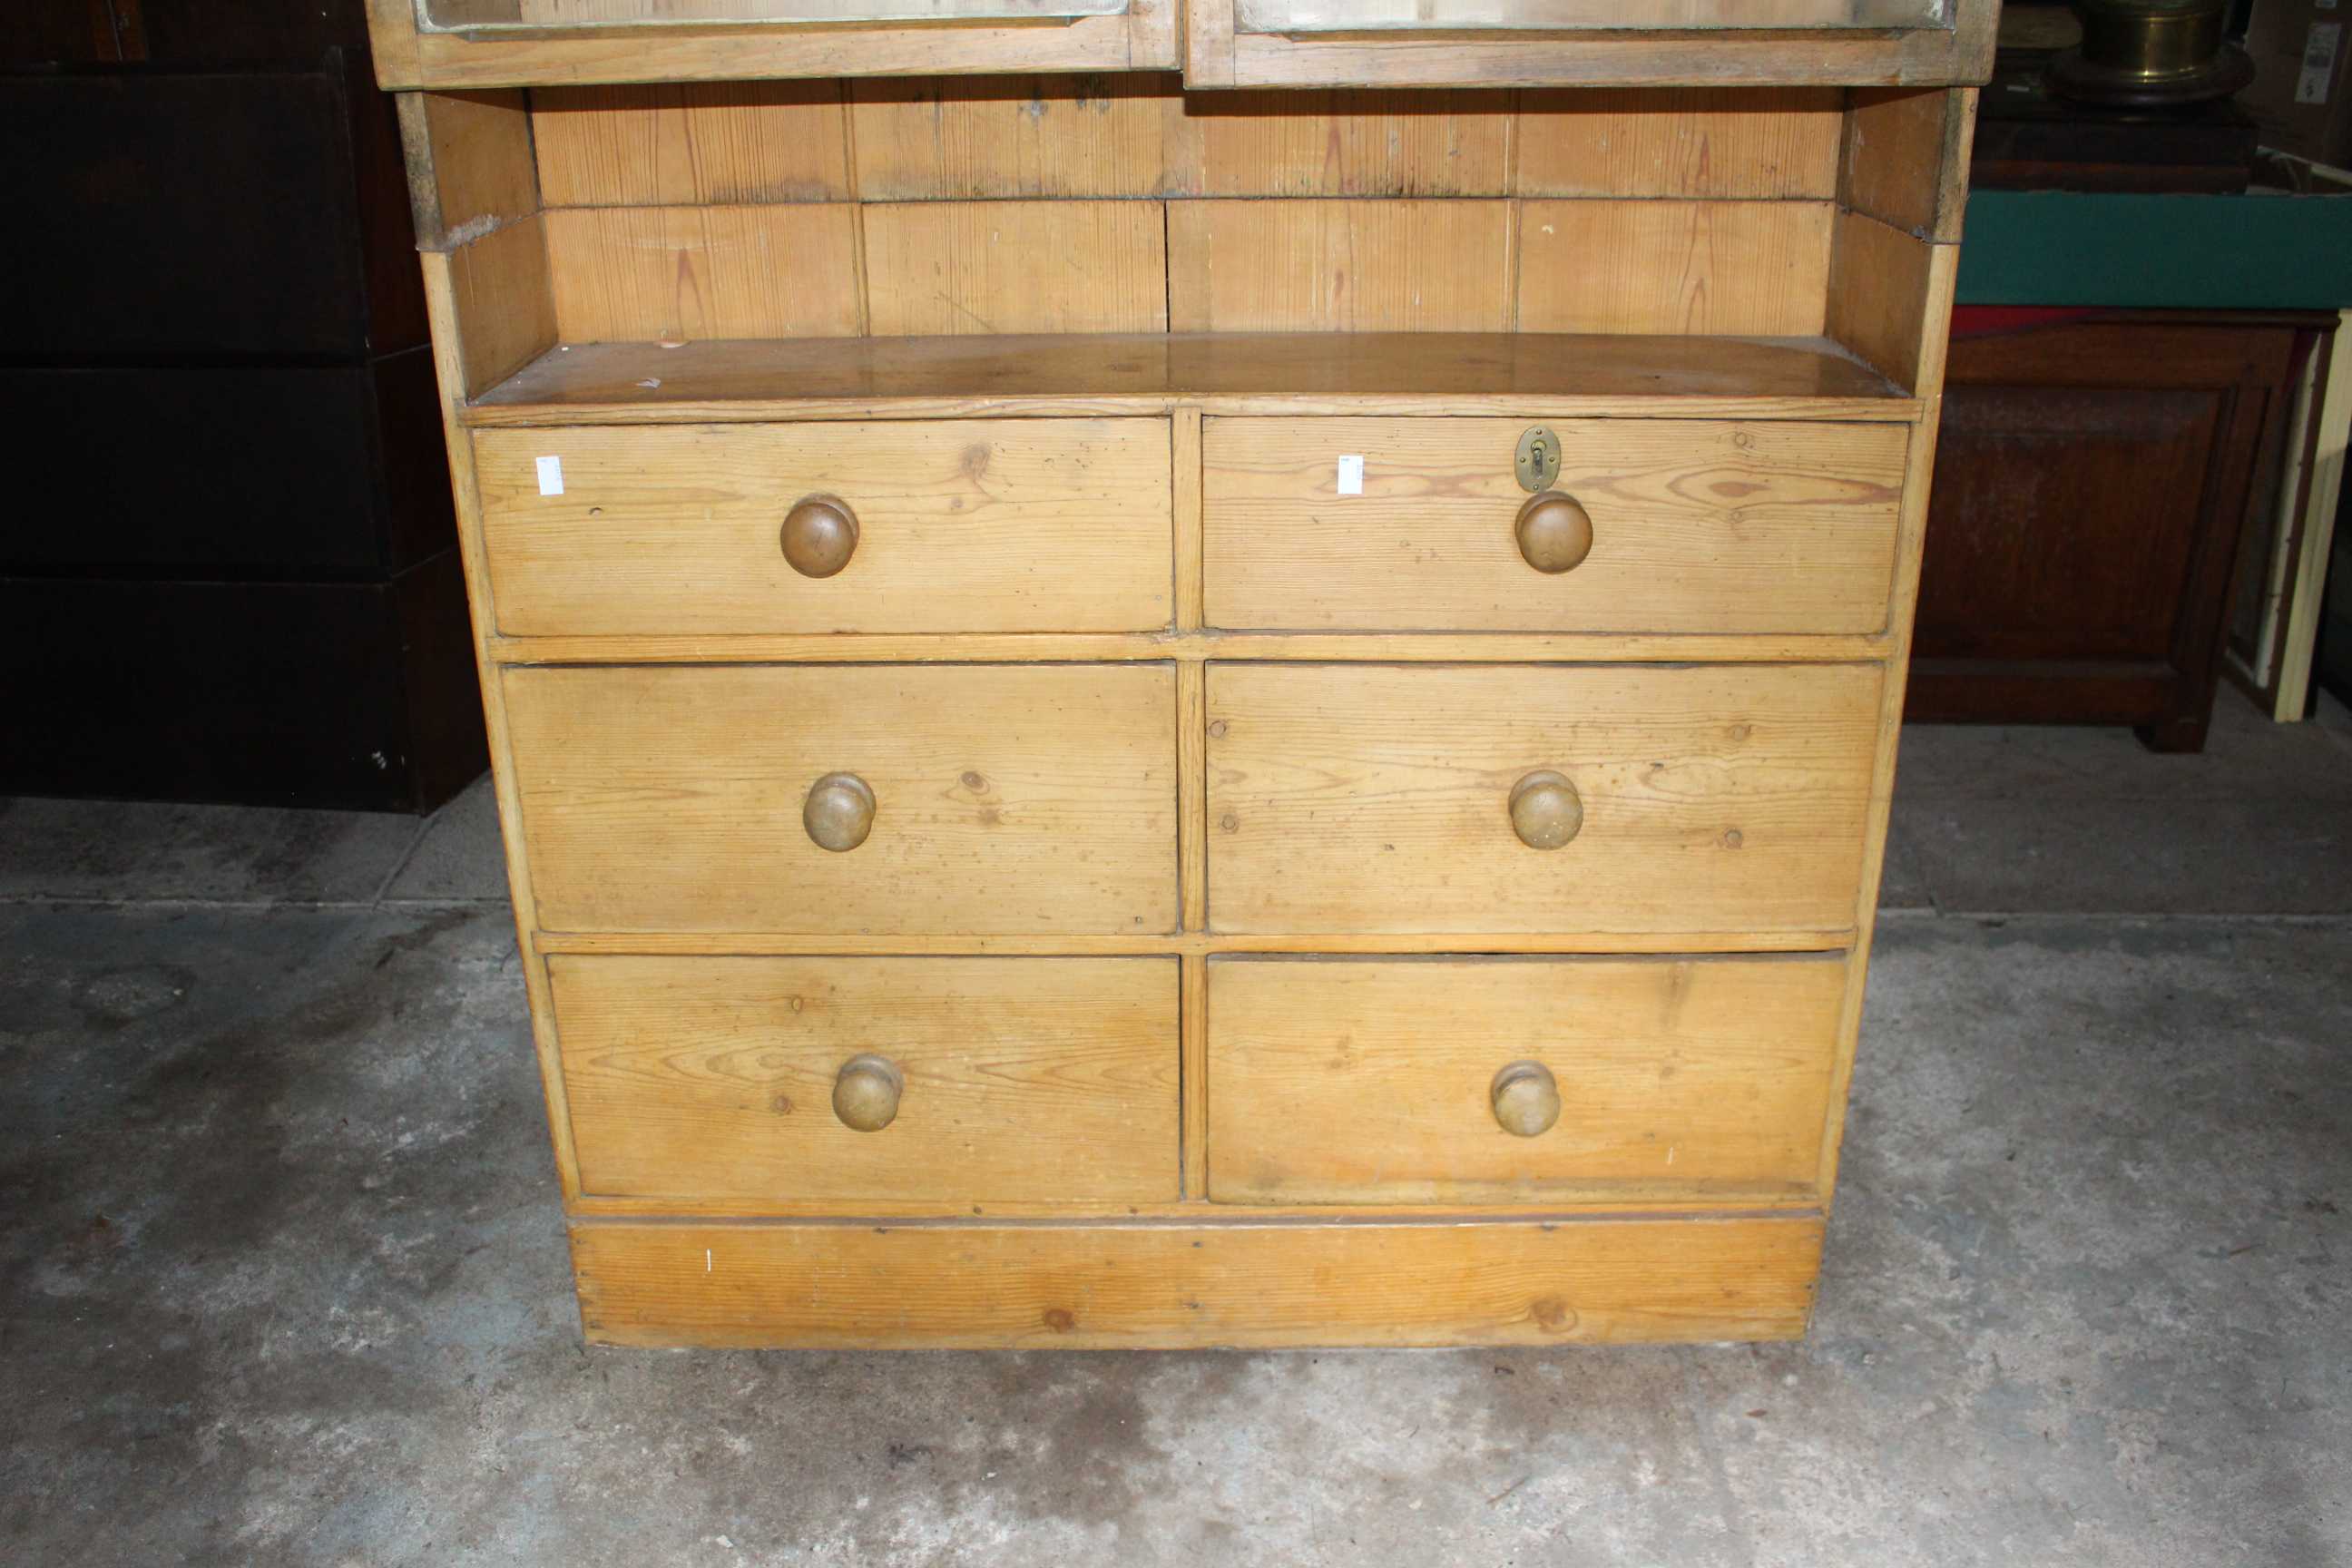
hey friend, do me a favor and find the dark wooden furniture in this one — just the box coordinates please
[0,1,485,809]
[1908,310,2328,751]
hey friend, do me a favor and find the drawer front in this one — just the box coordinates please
[1208,956,1845,1204]
[551,955,1179,1206]
[475,419,1173,636]
[1205,662,1882,935]
[1202,416,1906,633]
[506,663,1179,934]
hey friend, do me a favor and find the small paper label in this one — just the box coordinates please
[535,456,564,496]
[1336,455,1365,495]
[2301,22,2343,104]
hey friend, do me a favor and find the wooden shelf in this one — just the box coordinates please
[461,332,1921,426]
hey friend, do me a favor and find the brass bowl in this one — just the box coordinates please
[2049,0,2254,105]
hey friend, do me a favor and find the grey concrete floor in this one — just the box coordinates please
[4,696,2351,1566]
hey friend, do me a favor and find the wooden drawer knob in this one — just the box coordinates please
[1508,769,1583,850]
[1491,1061,1562,1138]
[803,770,876,853]
[1515,491,1594,574]
[832,1053,903,1132]
[780,494,858,578]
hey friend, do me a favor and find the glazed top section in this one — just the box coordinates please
[366,0,1997,90]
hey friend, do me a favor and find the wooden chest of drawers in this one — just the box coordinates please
[368,0,1985,1348]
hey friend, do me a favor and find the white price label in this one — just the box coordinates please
[535,456,565,496]
[1336,455,1365,495]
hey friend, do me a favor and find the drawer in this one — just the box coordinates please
[505,663,1179,934]
[1205,662,1882,935]
[551,955,1179,1207]
[1208,956,1845,1204]
[1202,416,1907,633]
[474,419,1173,636]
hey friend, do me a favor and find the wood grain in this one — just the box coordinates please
[397,89,540,250]
[533,926,1858,956]
[1166,200,1513,333]
[1517,199,1833,335]
[1515,88,1841,198]
[461,332,1913,425]
[531,82,853,206]
[1202,415,1908,632]
[549,954,1179,1203]
[1207,955,1845,1203]
[849,75,1178,198]
[371,11,1148,90]
[543,204,862,341]
[1169,90,1512,195]
[505,662,1180,935]
[489,631,1898,668]
[418,250,583,1202]
[1838,85,1975,241]
[1205,662,1883,935]
[571,1213,1824,1347]
[1824,207,1952,392]
[1186,0,1998,91]
[474,418,1174,634]
[862,200,1168,335]
[447,213,557,397]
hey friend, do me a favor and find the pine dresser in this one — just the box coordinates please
[364,0,1991,1348]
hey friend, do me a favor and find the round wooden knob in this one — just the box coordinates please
[780,494,858,578]
[832,1054,903,1132]
[802,771,875,853]
[1515,491,1594,574]
[1509,769,1583,850]
[1492,1061,1562,1138]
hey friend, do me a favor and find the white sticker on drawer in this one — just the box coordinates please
[1336,455,1365,495]
[535,456,564,496]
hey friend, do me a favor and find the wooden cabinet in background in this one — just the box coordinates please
[0,0,485,809]
[1909,311,2331,751]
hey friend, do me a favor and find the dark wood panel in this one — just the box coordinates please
[0,68,368,360]
[1909,315,2310,751]
[0,554,485,811]
[1,355,449,576]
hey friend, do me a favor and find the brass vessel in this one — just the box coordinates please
[2050,0,2254,105]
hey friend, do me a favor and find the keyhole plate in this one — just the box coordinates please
[1515,426,1562,494]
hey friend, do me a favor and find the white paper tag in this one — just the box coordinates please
[535,456,564,496]
[1336,455,1365,495]
[2299,23,2341,103]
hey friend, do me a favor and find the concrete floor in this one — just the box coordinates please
[4,696,2350,1566]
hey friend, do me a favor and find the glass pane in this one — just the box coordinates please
[1235,0,1946,31]
[423,0,1125,32]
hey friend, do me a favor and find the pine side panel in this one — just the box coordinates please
[862,200,1170,335]
[1166,199,1514,333]
[397,89,541,248]
[542,203,863,341]
[1517,198,1834,335]
[1817,238,1963,1206]
[416,250,583,1202]
[1824,208,1947,391]
[530,82,855,206]
[448,214,558,396]
[1838,85,1976,241]
[1515,87,1843,198]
